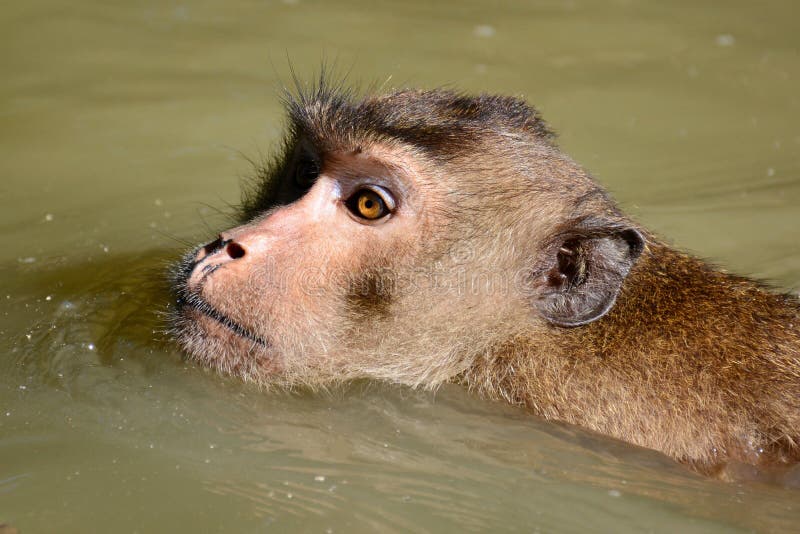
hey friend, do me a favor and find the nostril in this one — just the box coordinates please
[203,236,228,255]
[226,241,246,259]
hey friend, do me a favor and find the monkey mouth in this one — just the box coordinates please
[169,249,269,348]
[175,293,270,348]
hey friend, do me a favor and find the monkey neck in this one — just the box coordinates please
[461,240,800,470]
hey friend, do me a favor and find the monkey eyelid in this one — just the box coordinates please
[337,179,400,210]
[342,184,397,224]
[356,184,396,212]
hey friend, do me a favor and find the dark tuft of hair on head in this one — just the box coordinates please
[239,70,556,219]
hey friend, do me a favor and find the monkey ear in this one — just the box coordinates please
[535,225,644,327]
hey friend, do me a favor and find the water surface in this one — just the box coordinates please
[1,1,799,532]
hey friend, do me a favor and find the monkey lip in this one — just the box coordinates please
[176,294,269,348]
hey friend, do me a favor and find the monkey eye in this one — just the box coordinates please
[294,156,320,190]
[345,186,395,221]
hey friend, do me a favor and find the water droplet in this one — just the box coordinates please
[716,34,735,47]
[474,25,496,38]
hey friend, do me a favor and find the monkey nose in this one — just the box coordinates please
[197,235,247,261]
[195,234,247,264]
[187,235,247,290]
[225,241,246,259]
[202,235,227,256]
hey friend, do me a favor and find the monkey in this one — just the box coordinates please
[169,80,800,479]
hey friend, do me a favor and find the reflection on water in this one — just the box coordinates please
[1,0,799,532]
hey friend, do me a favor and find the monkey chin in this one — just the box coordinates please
[172,307,282,382]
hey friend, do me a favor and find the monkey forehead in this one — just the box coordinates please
[284,85,555,158]
[322,142,426,184]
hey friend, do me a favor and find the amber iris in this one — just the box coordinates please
[352,189,388,220]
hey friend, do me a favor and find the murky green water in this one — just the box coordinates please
[1,1,799,532]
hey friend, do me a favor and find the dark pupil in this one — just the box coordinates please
[364,199,374,209]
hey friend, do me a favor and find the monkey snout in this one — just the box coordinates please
[203,235,228,256]
[192,235,228,264]
[187,235,248,290]
[196,235,248,261]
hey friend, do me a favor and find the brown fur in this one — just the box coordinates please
[169,81,800,476]
[461,240,800,472]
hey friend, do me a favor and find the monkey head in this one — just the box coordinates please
[169,85,644,389]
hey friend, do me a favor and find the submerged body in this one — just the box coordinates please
[170,82,800,476]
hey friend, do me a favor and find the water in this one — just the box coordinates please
[1,1,799,532]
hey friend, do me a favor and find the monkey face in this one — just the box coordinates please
[170,144,445,385]
[169,87,644,388]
